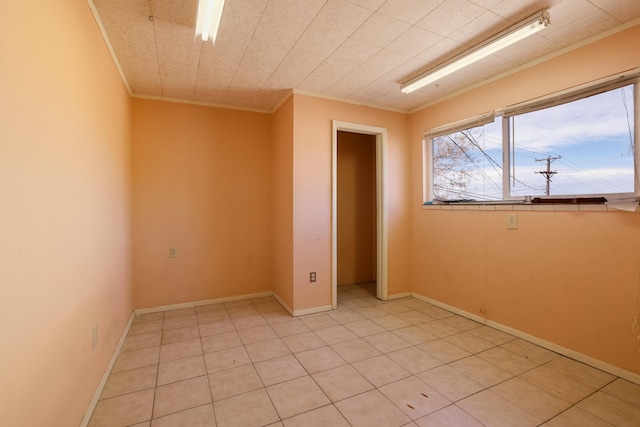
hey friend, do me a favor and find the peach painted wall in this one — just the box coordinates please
[0,1,132,425]
[292,94,410,310]
[408,24,640,376]
[271,95,295,308]
[337,131,377,285]
[131,99,272,309]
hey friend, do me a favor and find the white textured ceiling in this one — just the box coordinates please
[91,0,640,112]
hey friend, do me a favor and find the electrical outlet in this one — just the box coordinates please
[169,247,177,258]
[506,213,518,230]
[92,324,98,350]
[309,272,316,283]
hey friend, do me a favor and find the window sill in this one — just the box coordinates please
[421,202,639,212]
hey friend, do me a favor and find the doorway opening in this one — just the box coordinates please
[332,121,388,309]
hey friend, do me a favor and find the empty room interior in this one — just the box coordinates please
[3,0,640,426]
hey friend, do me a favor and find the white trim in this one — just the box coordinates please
[408,17,640,114]
[270,90,294,113]
[424,75,639,204]
[484,319,640,386]
[635,78,640,195]
[401,10,550,95]
[411,292,640,386]
[86,0,131,96]
[293,305,334,317]
[388,292,411,300]
[294,89,407,114]
[424,111,495,138]
[272,292,294,316]
[377,130,389,302]
[87,0,640,118]
[131,94,271,114]
[87,0,271,114]
[268,293,331,317]
[332,121,389,309]
[332,122,338,310]
[503,113,511,200]
[421,202,639,212]
[503,69,640,117]
[411,293,487,324]
[134,291,274,315]
[80,312,135,427]
[422,139,430,205]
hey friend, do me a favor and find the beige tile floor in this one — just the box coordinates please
[89,283,640,427]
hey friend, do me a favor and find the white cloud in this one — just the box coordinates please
[432,85,636,199]
[511,87,634,153]
[509,164,632,195]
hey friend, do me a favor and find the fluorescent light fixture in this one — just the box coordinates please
[401,10,550,94]
[195,0,226,44]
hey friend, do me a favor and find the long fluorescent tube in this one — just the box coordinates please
[401,10,550,94]
[195,0,225,44]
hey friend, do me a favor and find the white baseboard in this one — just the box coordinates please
[271,293,332,317]
[411,292,640,386]
[134,291,274,315]
[484,319,640,386]
[80,311,135,427]
[294,305,333,317]
[81,290,334,425]
[272,293,293,316]
[411,293,487,324]
[388,292,411,300]
[134,291,333,318]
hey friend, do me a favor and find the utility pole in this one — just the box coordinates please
[535,155,561,196]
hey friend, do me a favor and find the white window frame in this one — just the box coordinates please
[424,68,640,204]
[424,112,497,202]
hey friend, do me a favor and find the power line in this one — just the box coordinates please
[433,184,502,201]
[557,156,628,193]
[459,130,541,192]
[535,155,561,195]
[443,135,502,193]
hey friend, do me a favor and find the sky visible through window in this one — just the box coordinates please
[434,84,635,201]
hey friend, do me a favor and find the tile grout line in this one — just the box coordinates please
[551,376,620,427]
[201,304,219,427]
[94,285,638,426]
[336,288,563,425]
[147,311,164,424]
[244,298,283,424]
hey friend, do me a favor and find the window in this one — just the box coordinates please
[430,116,503,201]
[426,72,639,203]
